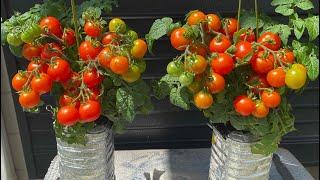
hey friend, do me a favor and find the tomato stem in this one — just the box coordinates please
[237,0,242,31]
[255,0,259,38]
[70,0,80,49]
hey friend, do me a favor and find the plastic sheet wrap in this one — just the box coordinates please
[209,126,272,180]
[56,124,115,180]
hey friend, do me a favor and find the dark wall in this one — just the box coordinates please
[1,0,319,179]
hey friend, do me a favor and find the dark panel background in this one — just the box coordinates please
[1,0,319,178]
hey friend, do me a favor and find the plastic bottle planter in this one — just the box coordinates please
[56,124,115,180]
[209,126,272,180]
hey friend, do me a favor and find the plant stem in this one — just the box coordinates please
[255,0,259,38]
[71,0,80,49]
[237,0,242,31]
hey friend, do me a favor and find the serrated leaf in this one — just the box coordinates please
[292,17,305,39]
[295,0,314,10]
[116,88,135,122]
[239,10,264,29]
[305,50,319,81]
[304,16,319,41]
[275,5,294,16]
[271,0,294,6]
[152,80,171,99]
[145,17,175,54]
[169,87,190,110]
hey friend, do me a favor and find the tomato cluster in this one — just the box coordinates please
[167,10,307,118]
[10,15,147,127]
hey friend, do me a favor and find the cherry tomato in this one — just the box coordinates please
[79,100,101,122]
[30,73,52,94]
[41,43,62,60]
[233,95,255,116]
[61,72,81,92]
[19,90,40,109]
[209,35,231,53]
[27,61,48,73]
[278,49,295,65]
[247,74,269,94]
[221,18,239,36]
[267,67,286,88]
[62,28,76,46]
[187,10,206,25]
[47,58,72,82]
[110,56,129,75]
[261,91,281,108]
[6,33,23,46]
[179,72,194,86]
[97,47,113,69]
[121,65,141,83]
[235,41,253,60]
[206,72,225,94]
[22,43,41,61]
[257,32,281,51]
[108,18,126,33]
[187,80,202,94]
[206,14,221,32]
[170,27,191,50]
[285,64,307,89]
[194,91,213,109]
[211,53,234,75]
[88,87,101,100]
[185,55,208,74]
[59,93,80,108]
[84,21,101,37]
[101,32,120,45]
[251,51,274,74]
[39,16,63,37]
[83,68,103,88]
[252,102,269,118]
[57,105,80,126]
[239,29,255,42]
[12,72,28,91]
[126,30,138,41]
[131,39,147,59]
[78,41,101,61]
[167,61,184,76]
[20,23,42,43]
[189,43,208,56]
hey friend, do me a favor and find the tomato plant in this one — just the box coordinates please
[147,1,319,155]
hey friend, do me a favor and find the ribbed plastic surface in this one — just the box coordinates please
[56,124,115,180]
[209,127,272,180]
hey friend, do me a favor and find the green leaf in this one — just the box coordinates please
[292,15,305,39]
[1,25,8,45]
[295,0,314,10]
[275,5,294,16]
[116,88,135,122]
[152,80,171,99]
[251,133,280,155]
[239,10,264,29]
[169,87,190,110]
[305,49,319,81]
[145,17,176,54]
[304,16,319,41]
[271,0,294,6]
[263,24,291,45]
[233,28,247,44]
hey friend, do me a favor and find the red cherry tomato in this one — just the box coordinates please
[170,27,191,51]
[57,105,80,126]
[266,67,286,88]
[22,43,41,61]
[257,32,281,51]
[78,41,102,61]
[62,28,76,46]
[47,58,72,82]
[233,95,256,116]
[83,68,103,88]
[239,29,256,42]
[211,53,234,75]
[30,73,53,95]
[235,41,253,60]
[221,18,239,36]
[39,16,63,37]
[84,21,101,37]
[101,32,120,45]
[261,91,281,108]
[209,35,231,53]
[79,100,101,122]
[251,51,275,74]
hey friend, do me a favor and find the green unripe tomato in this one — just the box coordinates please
[136,60,146,73]
[285,64,307,89]
[121,65,141,83]
[167,61,183,76]
[20,24,42,43]
[179,72,194,86]
[126,30,138,41]
[109,18,126,34]
[7,33,23,46]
